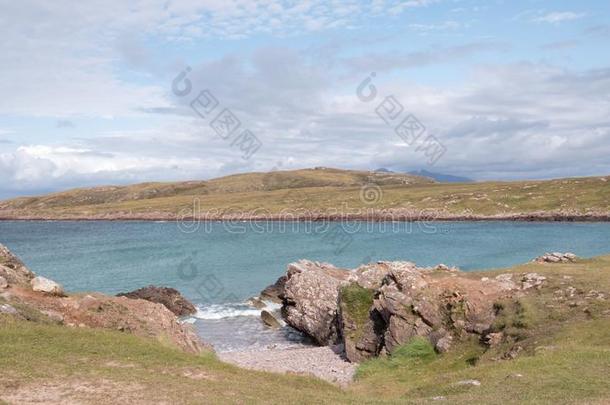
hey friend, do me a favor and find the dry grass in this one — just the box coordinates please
[1,168,608,219]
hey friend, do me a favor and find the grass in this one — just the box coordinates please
[340,283,375,340]
[356,337,438,379]
[0,168,609,218]
[1,257,610,403]
[0,317,355,404]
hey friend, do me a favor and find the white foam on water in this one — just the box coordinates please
[262,301,282,311]
[193,304,260,320]
[192,300,282,320]
[184,300,310,351]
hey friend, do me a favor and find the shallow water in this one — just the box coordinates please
[1,220,609,351]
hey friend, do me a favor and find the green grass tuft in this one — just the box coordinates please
[356,337,437,379]
[340,283,375,340]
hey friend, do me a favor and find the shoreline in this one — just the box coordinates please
[1,212,610,222]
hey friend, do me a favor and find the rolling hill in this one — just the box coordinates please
[0,168,609,220]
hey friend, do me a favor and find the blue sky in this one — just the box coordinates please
[1,0,610,198]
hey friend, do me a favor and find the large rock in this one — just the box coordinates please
[0,303,18,315]
[281,260,351,345]
[117,286,196,316]
[260,275,287,303]
[0,243,35,286]
[276,259,520,363]
[30,276,65,296]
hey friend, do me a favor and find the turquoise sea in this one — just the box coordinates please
[2,220,609,351]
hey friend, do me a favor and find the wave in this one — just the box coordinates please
[185,300,282,321]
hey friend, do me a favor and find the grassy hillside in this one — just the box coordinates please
[0,168,609,219]
[2,256,610,404]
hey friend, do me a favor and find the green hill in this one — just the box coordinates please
[0,168,609,220]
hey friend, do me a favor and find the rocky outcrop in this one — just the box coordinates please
[0,244,208,354]
[534,252,578,263]
[117,286,196,316]
[281,260,351,345]
[0,243,35,286]
[371,263,504,356]
[270,259,545,363]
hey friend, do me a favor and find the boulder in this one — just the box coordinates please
[281,260,350,345]
[31,276,65,296]
[247,297,267,309]
[260,275,287,303]
[484,331,504,347]
[494,274,517,290]
[0,275,8,289]
[117,286,196,316]
[0,303,18,315]
[564,252,577,260]
[521,273,546,290]
[433,264,459,272]
[261,310,282,329]
[431,330,453,353]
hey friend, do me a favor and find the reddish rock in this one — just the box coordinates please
[117,286,196,316]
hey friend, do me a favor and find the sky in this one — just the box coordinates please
[1,0,610,198]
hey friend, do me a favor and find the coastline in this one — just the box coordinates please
[1,211,610,222]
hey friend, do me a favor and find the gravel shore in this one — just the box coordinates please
[219,345,357,386]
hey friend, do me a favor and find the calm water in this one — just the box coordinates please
[2,220,609,350]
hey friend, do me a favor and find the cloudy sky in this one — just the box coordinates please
[1,0,610,198]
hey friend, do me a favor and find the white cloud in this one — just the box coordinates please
[0,144,211,192]
[1,1,609,197]
[408,20,462,32]
[532,11,586,24]
[0,0,443,119]
[369,63,610,179]
[343,42,507,73]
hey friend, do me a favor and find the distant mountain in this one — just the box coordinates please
[408,170,474,183]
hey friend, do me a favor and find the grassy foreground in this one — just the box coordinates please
[1,256,610,404]
[0,168,609,219]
